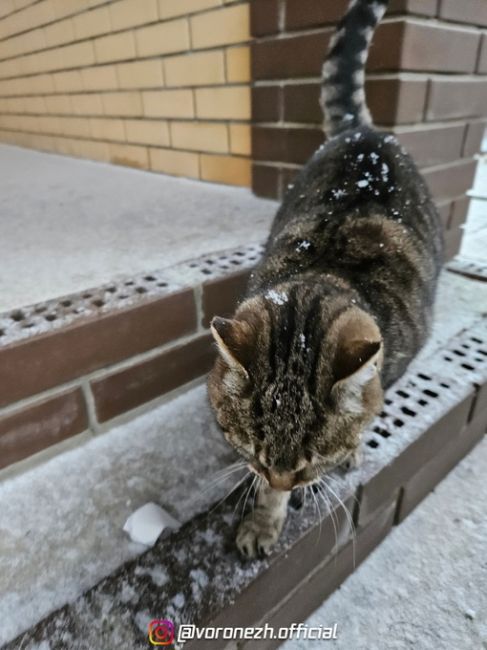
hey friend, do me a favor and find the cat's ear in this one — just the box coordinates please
[331,308,382,411]
[210,316,254,376]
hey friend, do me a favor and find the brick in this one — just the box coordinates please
[90,117,126,142]
[252,30,333,80]
[436,201,452,229]
[0,389,88,471]
[236,504,396,650]
[439,0,487,27]
[117,60,164,89]
[157,0,221,20]
[200,154,251,186]
[252,85,280,122]
[94,32,136,64]
[229,123,251,155]
[109,142,148,168]
[109,0,158,31]
[51,70,83,93]
[0,290,196,408]
[81,65,119,91]
[135,19,189,58]
[444,227,463,261]
[58,116,91,138]
[164,50,225,87]
[226,45,250,82]
[72,6,111,39]
[202,270,251,327]
[470,380,487,424]
[71,93,105,116]
[397,414,486,522]
[463,119,487,157]
[252,125,323,165]
[0,28,44,60]
[285,0,349,30]
[283,83,322,124]
[395,123,465,168]
[366,76,428,125]
[44,18,74,48]
[171,121,228,153]
[250,0,279,36]
[252,163,280,199]
[45,95,73,115]
[124,119,169,146]
[387,0,438,15]
[190,4,249,49]
[369,20,481,74]
[195,86,250,119]
[478,34,487,73]
[426,79,487,121]
[91,334,214,422]
[102,91,143,117]
[149,147,199,177]
[449,197,471,229]
[424,159,477,201]
[142,89,194,118]
[358,393,474,526]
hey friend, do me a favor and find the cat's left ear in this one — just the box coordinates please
[210,316,254,377]
[331,308,383,411]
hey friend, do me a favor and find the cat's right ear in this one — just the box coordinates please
[210,316,253,377]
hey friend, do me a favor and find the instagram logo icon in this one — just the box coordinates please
[148,619,175,646]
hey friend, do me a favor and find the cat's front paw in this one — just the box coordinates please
[236,516,281,558]
[340,448,362,471]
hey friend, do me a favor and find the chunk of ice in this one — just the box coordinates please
[123,503,180,546]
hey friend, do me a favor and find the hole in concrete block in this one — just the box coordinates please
[453,349,466,357]
[396,389,409,398]
[202,269,212,275]
[35,306,47,314]
[401,406,416,417]
[106,287,117,293]
[124,281,134,287]
[461,363,475,371]
[82,293,92,299]
[374,426,391,438]
[440,382,450,389]
[61,300,72,307]
[393,418,404,428]
[471,337,483,344]
[423,388,438,398]
[92,299,104,307]
[418,398,428,406]
[367,439,379,448]
[11,310,25,321]
[417,373,431,381]
[136,287,147,294]
[157,282,168,287]
[144,276,156,281]
[0,329,4,337]
[45,314,57,322]
[118,294,128,300]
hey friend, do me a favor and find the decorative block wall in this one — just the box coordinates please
[251,0,487,258]
[0,0,252,186]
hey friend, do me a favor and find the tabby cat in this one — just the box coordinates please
[208,0,443,558]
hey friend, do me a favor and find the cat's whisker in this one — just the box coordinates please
[251,476,261,520]
[314,482,338,554]
[320,477,357,569]
[310,484,324,546]
[200,463,248,494]
[324,473,360,507]
[240,475,257,522]
[209,471,250,515]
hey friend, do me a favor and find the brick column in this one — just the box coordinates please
[250,0,487,259]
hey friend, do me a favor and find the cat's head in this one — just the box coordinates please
[207,285,384,491]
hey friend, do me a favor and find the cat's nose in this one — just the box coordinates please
[267,470,296,491]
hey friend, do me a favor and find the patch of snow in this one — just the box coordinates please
[266,289,288,305]
[357,180,369,188]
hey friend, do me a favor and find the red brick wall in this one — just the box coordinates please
[250,0,487,259]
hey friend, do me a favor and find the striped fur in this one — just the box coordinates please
[208,0,443,558]
[322,0,389,136]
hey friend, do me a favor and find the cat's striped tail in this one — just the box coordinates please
[321,0,389,137]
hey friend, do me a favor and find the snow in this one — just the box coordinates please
[266,289,288,305]
[282,437,487,650]
[357,179,369,188]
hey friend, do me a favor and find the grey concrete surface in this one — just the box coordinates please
[0,144,276,312]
